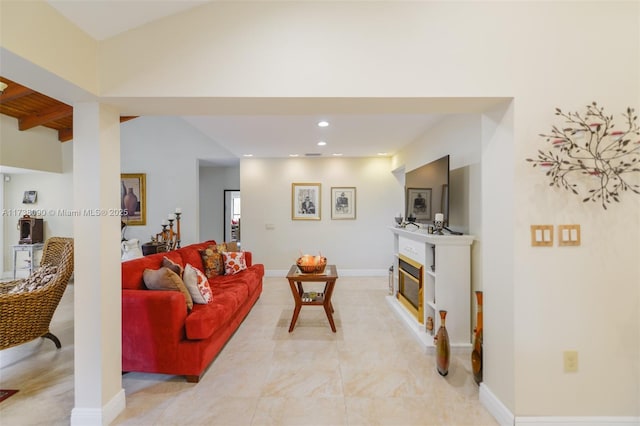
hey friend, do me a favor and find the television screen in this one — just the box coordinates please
[405,155,450,226]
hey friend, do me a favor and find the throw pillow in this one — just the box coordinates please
[222,251,247,275]
[183,263,213,304]
[143,267,193,311]
[199,243,227,278]
[8,265,58,294]
[224,241,239,252]
[162,256,183,277]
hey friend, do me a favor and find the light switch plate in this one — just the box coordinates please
[558,224,580,246]
[531,225,554,246]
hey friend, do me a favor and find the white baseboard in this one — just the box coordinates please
[479,384,640,426]
[70,388,125,426]
[515,416,640,425]
[265,268,387,277]
[479,383,515,426]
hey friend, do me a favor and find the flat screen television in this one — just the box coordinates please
[404,155,450,226]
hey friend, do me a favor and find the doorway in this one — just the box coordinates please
[224,190,241,243]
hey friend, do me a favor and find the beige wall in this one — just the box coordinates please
[0,115,65,173]
[0,1,98,95]
[241,156,400,274]
[0,0,638,421]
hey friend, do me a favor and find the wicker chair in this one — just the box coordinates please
[0,237,74,350]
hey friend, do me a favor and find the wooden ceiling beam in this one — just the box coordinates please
[18,104,73,130]
[0,85,35,103]
[1,75,139,143]
[58,128,73,142]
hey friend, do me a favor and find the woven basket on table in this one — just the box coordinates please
[296,256,327,274]
[0,237,74,350]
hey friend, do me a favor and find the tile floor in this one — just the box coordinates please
[0,276,497,425]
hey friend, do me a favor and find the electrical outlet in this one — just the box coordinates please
[563,350,578,372]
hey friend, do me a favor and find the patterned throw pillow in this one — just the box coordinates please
[199,243,227,278]
[143,267,193,311]
[183,263,213,304]
[8,265,58,294]
[222,251,247,275]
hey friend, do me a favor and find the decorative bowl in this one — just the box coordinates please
[296,256,327,273]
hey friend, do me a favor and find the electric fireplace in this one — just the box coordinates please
[397,254,423,323]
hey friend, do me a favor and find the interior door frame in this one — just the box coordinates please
[223,189,240,242]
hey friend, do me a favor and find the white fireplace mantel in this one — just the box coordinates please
[388,226,474,349]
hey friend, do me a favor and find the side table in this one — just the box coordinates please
[285,264,339,332]
[12,243,44,279]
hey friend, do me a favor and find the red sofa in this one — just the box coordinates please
[121,241,264,382]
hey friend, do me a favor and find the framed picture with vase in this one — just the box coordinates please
[121,173,146,226]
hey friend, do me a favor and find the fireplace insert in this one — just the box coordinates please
[397,254,423,323]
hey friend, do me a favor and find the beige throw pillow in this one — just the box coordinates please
[143,267,193,311]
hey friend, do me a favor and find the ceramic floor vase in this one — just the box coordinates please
[435,310,450,376]
[472,291,483,384]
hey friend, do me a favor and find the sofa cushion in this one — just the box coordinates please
[185,302,234,340]
[162,256,184,277]
[199,244,226,278]
[183,263,213,304]
[223,251,248,275]
[122,251,181,290]
[143,267,193,311]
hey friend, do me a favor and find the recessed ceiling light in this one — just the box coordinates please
[332,153,343,156]
[317,141,327,146]
[317,121,329,128]
[377,152,388,156]
[243,154,253,157]
[289,154,299,157]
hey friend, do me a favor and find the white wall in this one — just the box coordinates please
[1,123,74,276]
[198,165,240,242]
[241,156,400,275]
[120,116,236,246]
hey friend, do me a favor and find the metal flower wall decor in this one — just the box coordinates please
[526,102,640,209]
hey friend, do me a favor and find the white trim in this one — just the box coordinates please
[515,417,640,426]
[480,383,515,426]
[70,388,125,426]
[265,268,387,277]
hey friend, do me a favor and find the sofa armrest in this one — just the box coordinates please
[244,251,253,267]
[122,289,189,353]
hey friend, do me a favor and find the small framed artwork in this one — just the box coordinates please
[22,190,37,204]
[406,187,432,222]
[292,183,321,220]
[331,187,356,220]
[121,173,146,226]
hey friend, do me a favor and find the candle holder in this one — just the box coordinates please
[175,212,182,249]
[153,210,184,251]
[167,219,175,250]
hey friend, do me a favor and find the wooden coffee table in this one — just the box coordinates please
[285,264,339,332]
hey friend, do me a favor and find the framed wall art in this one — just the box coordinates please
[121,173,146,226]
[22,190,37,204]
[292,183,321,220]
[331,187,356,220]
[406,187,432,222]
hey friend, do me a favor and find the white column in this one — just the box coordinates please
[0,173,4,276]
[71,102,125,425]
